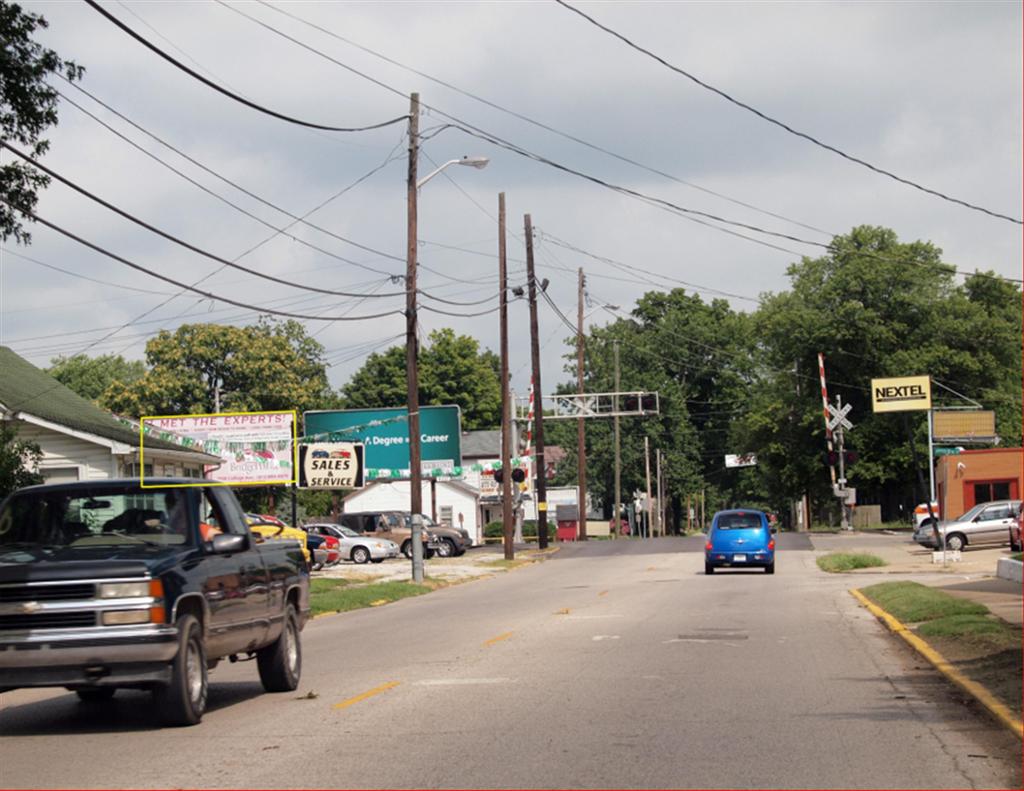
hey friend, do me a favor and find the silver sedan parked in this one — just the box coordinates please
[305,523,400,564]
[913,500,1022,551]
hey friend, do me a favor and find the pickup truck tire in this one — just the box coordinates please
[75,687,116,703]
[153,614,207,726]
[257,604,301,693]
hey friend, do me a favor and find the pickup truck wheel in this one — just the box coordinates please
[351,546,370,564]
[257,604,301,693]
[153,614,207,726]
[76,687,116,703]
[401,541,413,559]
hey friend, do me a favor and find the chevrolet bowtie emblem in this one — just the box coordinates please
[18,601,43,614]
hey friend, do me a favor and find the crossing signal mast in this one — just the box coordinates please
[515,391,660,421]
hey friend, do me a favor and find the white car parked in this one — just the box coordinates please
[305,523,400,564]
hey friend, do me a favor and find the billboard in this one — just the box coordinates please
[932,410,996,442]
[298,443,365,489]
[303,406,462,477]
[141,411,296,486]
[870,376,931,413]
[725,453,757,468]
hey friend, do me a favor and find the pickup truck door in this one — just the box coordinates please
[202,491,270,654]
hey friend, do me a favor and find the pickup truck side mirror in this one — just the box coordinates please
[210,533,247,554]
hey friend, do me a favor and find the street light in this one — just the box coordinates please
[406,93,489,583]
[417,156,490,189]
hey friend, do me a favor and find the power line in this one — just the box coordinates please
[554,0,1022,226]
[255,0,833,239]
[4,142,410,300]
[4,201,405,322]
[1,246,173,296]
[83,0,409,133]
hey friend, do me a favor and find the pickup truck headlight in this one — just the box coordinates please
[99,581,150,599]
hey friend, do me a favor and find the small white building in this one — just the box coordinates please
[343,479,483,545]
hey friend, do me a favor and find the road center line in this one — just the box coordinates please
[333,681,400,710]
[483,631,514,647]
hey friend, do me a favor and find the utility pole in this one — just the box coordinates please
[405,92,424,583]
[655,448,663,537]
[644,435,652,539]
[576,267,587,540]
[613,340,621,541]
[499,193,513,560]
[525,214,549,549]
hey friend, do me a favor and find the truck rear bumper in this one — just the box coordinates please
[0,625,178,689]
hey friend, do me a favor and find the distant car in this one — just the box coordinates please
[1010,502,1024,553]
[913,502,941,529]
[247,520,312,567]
[305,522,400,564]
[339,511,440,559]
[705,509,775,574]
[311,450,329,459]
[913,500,1022,551]
[401,513,472,557]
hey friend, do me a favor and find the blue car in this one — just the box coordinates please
[705,509,776,574]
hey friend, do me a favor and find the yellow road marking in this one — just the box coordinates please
[850,588,1023,740]
[598,590,609,597]
[483,631,514,647]
[333,681,400,710]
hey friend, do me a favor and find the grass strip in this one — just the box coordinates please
[817,552,887,572]
[917,614,1021,652]
[311,579,433,616]
[860,581,988,623]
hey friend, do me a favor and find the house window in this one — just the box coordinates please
[124,463,154,478]
[973,481,1014,504]
[41,467,79,484]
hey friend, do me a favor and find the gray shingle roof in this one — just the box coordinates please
[461,429,500,458]
[0,346,199,455]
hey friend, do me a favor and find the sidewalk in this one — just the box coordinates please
[809,530,1022,626]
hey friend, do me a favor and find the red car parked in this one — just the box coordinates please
[1010,502,1023,552]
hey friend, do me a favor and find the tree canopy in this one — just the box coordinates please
[0,423,43,500]
[47,353,145,405]
[0,2,83,244]
[103,320,333,417]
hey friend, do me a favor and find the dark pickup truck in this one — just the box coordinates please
[0,478,309,726]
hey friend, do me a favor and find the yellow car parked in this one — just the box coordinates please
[247,520,311,567]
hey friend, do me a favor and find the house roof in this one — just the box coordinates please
[461,429,500,458]
[0,346,213,459]
[343,477,481,504]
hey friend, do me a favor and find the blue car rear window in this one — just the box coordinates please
[716,513,763,530]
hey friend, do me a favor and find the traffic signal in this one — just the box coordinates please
[623,394,639,411]
[511,468,526,483]
[641,393,657,412]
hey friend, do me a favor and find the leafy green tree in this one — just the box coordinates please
[47,353,145,405]
[103,319,332,417]
[341,328,501,430]
[1,2,84,243]
[0,422,43,499]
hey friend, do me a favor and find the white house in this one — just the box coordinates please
[342,479,483,545]
[0,346,219,483]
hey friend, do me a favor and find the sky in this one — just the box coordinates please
[2,0,1021,411]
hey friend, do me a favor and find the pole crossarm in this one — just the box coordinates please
[515,391,660,420]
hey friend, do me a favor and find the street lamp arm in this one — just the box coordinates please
[416,156,489,189]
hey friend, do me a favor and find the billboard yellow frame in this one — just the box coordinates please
[139,409,298,488]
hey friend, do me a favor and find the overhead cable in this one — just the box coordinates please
[554,0,1021,226]
[3,202,406,322]
[83,0,409,133]
[3,142,410,299]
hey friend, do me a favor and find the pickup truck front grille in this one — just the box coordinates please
[0,583,96,603]
[0,612,97,630]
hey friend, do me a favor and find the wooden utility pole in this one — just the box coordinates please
[656,448,663,537]
[525,214,548,549]
[576,267,587,540]
[499,193,513,560]
[613,340,621,541]
[405,92,424,583]
[644,435,652,539]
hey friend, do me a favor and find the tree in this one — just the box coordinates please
[47,353,145,405]
[0,422,43,499]
[341,328,502,430]
[1,2,84,244]
[103,320,333,417]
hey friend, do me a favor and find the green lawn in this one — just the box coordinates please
[310,578,433,616]
[816,552,887,572]
[859,581,988,623]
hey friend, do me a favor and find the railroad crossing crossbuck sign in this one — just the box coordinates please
[826,402,853,432]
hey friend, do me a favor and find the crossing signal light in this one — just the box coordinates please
[641,394,657,412]
[511,468,526,483]
[824,451,858,465]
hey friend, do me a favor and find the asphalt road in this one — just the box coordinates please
[1,537,1019,789]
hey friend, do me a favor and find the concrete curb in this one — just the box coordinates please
[849,588,1023,740]
[997,557,1023,583]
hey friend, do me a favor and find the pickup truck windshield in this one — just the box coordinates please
[0,489,193,550]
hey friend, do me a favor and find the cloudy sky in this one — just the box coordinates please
[2,0,1020,406]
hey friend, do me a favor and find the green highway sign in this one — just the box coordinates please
[933,447,964,456]
[303,406,462,476]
